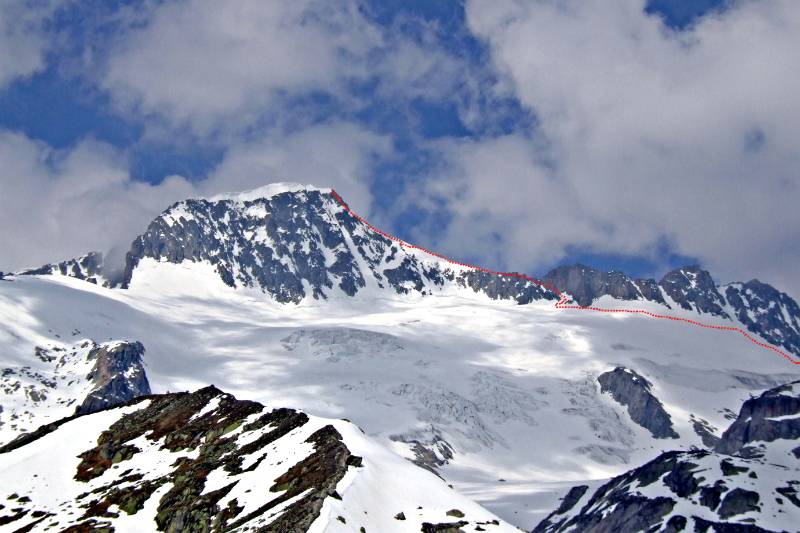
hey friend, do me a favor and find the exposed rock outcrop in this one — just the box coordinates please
[659,265,729,317]
[715,380,800,456]
[0,339,151,445]
[121,187,557,305]
[18,251,107,286]
[534,380,800,533]
[0,386,515,532]
[543,264,643,307]
[75,341,151,416]
[597,367,679,439]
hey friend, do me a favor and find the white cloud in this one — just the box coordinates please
[0,130,194,273]
[101,0,375,134]
[0,1,64,88]
[98,0,474,138]
[448,0,800,294]
[200,122,390,214]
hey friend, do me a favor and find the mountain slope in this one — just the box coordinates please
[0,386,516,532]
[544,264,800,359]
[533,381,800,533]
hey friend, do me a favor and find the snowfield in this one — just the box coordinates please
[2,258,798,529]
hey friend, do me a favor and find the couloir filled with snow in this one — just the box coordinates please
[2,254,798,529]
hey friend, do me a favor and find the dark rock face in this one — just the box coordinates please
[658,265,729,317]
[597,367,679,439]
[724,280,800,360]
[715,380,800,455]
[531,448,793,533]
[75,341,151,416]
[717,488,760,519]
[457,270,555,304]
[533,451,683,533]
[691,415,721,448]
[554,485,588,515]
[543,264,642,307]
[18,252,106,285]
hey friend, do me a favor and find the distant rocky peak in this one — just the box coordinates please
[658,265,728,317]
[543,264,641,307]
[18,251,107,286]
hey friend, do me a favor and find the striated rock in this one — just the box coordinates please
[597,367,679,439]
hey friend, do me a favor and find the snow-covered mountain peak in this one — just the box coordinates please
[204,182,329,203]
[121,186,556,305]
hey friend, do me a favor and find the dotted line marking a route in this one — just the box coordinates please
[329,189,800,366]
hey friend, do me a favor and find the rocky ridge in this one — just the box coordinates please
[534,380,800,533]
[597,367,679,439]
[544,263,800,358]
[0,386,516,532]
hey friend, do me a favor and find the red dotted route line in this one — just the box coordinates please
[330,189,800,366]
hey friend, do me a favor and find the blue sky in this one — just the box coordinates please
[1,0,798,296]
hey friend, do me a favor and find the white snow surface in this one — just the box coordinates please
[1,261,799,529]
[206,182,329,203]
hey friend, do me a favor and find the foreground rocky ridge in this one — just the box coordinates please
[0,386,515,532]
[534,380,800,533]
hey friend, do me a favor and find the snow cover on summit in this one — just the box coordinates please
[2,183,800,530]
[205,182,330,202]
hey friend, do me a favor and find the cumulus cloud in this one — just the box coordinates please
[98,0,470,138]
[101,0,372,133]
[199,122,391,213]
[441,0,800,293]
